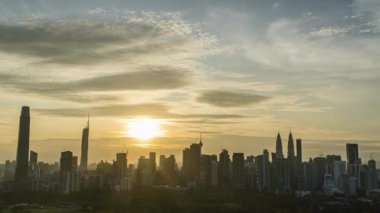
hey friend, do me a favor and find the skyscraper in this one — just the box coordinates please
[60,151,79,193]
[182,139,202,185]
[29,150,38,170]
[346,143,359,177]
[296,139,302,164]
[232,153,245,189]
[275,132,284,159]
[80,117,89,171]
[287,131,295,159]
[60,151,74,175]
[218,149,230,186]
[15,106,31,187]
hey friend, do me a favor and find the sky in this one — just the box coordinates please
[0,0,380,164]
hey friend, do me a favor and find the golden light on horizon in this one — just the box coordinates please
[125,117,163,141]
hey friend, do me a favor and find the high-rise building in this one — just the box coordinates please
[60,151,74,175]
[182,139,202,185]
[200,155,212,186]
[150,152,156,172]
[80,117,89,171]
[232,153,245,189]
[60,151,79,193]
[29,150,38,170]
[287,131,295,159]
[275,132,284,159]
[346,143,359,177]
[256,150,270,192]
[15,106,31,188]
[333,160,346,190]
[312,157,327,191]
[115,153,128,189]
[218,149,230,186]
[296,139,302,164]
[159,155,177,186]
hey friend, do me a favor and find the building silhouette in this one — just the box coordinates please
[296,139,302,165]
[346,143,359,178]
[14,106,31,190]
[182,138,202,185]
[232,153,245,189]
[218,149,230,186]
[29,150,38,170]
[60,151,79,193]
[80,117,89,171]
[275,132,284,159]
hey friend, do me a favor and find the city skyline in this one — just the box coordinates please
[1,0,380,163]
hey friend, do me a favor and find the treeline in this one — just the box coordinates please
[0,188,312,213]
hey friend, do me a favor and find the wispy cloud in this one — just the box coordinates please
[196,90,270,107]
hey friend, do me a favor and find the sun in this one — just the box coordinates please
[125,117,163,140]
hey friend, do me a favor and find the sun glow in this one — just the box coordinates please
[125,117,163,140]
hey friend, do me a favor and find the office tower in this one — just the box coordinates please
[149,152,156,172]
[137,156,153,186]
[115,153,128,189]
[287,131,295,159]
[218,149,230,186]
[232,153,245,189]
[296,139,302,164]
[159,155,165,170]
[15,106,31,187]
[326,155,341,175]
[60,151,74,175]
[182,139,202,185]
[346,143,359,177]
[367,160,378,190]
[200,155,212,186]
[80,117,89,171]
[333,160,346,190]
[256,150,269,192]
[160,155,177,186]
[211,158,218,186]
[72,156,78,171]
[312,157,327,191]
[29,151,38,170]
[287,131,296,191]
[275,132,284,159]
[60,151,79,193]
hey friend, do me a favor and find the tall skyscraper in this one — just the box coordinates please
[296,139,302,164]
[346,143,359,177]
[256,150,269,192]
[15,106,31,187]
[29,150,38,169]
[182,138,202,185]
[287,131,295,159]
[218,149,230,186]
[60,151,79,193]
[80,117,89,171]
[275,132,284,159]
[60,151,74,175]
[232,153,245,189]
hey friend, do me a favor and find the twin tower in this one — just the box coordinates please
[14,106,90,189]
[275,131,302,162]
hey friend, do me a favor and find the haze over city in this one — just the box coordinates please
[1,0,380,164]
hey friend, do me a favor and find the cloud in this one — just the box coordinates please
[34,103,250,119]
[0,66,191,102]
[0,11,218,65]
[196,90,270,107]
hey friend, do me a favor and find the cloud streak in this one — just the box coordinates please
[34,103,250,120]
[196,90,270,107]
